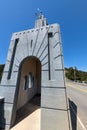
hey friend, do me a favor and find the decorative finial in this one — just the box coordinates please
[35,8,43,19]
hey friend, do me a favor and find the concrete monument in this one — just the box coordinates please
[0,13,70,130]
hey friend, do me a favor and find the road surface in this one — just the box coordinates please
[66,81,87,130]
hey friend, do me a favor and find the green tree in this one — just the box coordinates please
[65,66,87,83]
[65,67,74,80]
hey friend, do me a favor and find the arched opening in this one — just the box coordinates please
[14,56,41,129]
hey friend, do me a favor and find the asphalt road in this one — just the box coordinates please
[66,81,87,130]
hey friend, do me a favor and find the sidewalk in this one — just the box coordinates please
[11,96,40,130]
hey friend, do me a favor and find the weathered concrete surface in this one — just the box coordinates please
[41,108,69,130]
[0,15,70,130]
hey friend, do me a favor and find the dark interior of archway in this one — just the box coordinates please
[14,57,41,125]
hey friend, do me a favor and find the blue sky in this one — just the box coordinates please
[0,0,87,71]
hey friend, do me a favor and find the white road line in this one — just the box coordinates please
[70,105,87,130]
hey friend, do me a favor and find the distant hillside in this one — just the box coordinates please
[0,64,4,82]
[65,67,87,83]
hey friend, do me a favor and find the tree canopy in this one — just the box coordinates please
[65,67,87,83]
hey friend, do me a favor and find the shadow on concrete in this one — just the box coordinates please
[0,99,6,130]
[15,94,40,125]
[69,99,77,130]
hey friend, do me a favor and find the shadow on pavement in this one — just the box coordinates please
[14,95,40,125]
[69,99,77,130]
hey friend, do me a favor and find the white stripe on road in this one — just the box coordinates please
[70,105,87,130]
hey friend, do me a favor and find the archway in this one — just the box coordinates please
[15,56,41,127]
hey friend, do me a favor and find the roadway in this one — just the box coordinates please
[66,80,87,130]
